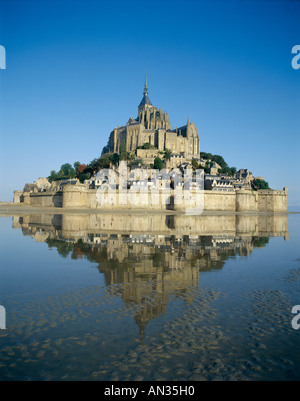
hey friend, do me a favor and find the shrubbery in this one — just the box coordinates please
[253,178,269,189]
[200,152,236,176]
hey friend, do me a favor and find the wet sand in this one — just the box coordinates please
[0,202,292,216]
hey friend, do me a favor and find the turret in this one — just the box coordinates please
[186,117,191,136]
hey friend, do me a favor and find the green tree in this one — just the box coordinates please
[61,163,74,176]
[211,155,227,169]
[141,142,156,149]
[89,158,101,171]
[73,161,81,172]
[230,166,237,176]
[79,173,89,183]
[220,166,231,176]
[98,154,111,169]
[110,153,120,166]
[127,151,135,160]
[51,163,75,180]
[48,170,57,182]
[131,158,144,166]
[163,149,172,160]
[119,140,127,161]
[200,152,213,160]
[253,178,269,190]
[154,157,164,170]
[192,158,199,170]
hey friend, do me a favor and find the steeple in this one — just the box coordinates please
[144,72,148,96]
[138,71,152,108]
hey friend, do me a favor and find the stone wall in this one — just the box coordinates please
[62,186,89,208]
[135,149,160,166]
[62,186,171,211]
[236,190,258,212]
[30,192,63,207]
[13,190,24,204]
[203,191,236,212]
[257,188,288,212]
[14,186,288,213]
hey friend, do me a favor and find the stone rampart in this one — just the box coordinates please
[13,186,288,213]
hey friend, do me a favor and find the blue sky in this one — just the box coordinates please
[0,0,299,207]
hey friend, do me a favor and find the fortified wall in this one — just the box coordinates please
[14,185,288,213]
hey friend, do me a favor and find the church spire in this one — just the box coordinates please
[138,71,152,108]
[144,71,148,96]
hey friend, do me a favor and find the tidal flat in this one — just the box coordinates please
[0,212,299,381]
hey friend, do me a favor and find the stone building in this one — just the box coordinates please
[105,75,200,162]
[209,162,222,175]
[236,169,254,183]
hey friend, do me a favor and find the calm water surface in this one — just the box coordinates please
[0,212,299,381]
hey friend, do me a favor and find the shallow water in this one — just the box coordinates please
[0,212,299,380]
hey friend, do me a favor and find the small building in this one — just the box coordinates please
[23,183,38,193]
[209,162,222,175]
[205,179,234,191]
[236,169,254,182]
[166,154,186,169]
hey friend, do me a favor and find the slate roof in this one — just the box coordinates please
[138,94,152,107]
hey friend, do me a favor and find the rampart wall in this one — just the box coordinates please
[14,186,288,213]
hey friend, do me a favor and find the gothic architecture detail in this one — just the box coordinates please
[106,75,200,161]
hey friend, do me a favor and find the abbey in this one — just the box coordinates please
[106,75,200,160]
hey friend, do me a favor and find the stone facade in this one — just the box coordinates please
[106,75,200,160]
[135,148,161,165]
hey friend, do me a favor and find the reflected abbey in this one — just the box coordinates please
[12,212,288,340]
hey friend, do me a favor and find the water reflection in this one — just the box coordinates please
[13,213,288,341]
[2,212,299,380]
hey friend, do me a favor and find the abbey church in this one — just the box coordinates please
[105,75,200,164]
